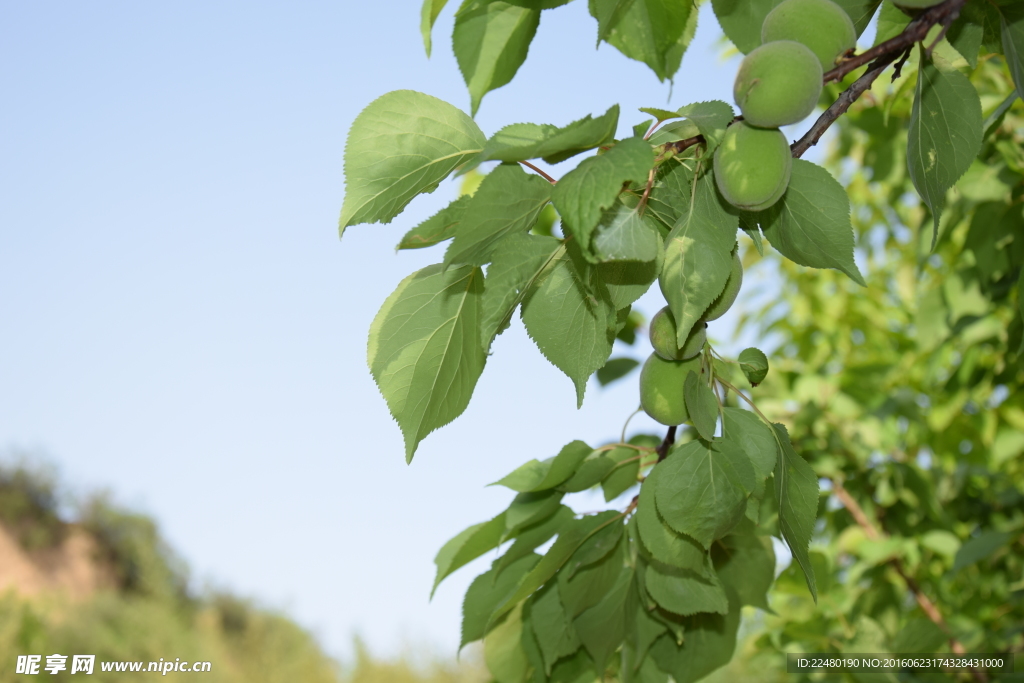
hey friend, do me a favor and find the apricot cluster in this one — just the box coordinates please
[715,0,855,211]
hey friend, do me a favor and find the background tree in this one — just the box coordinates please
[340,0,1024,680]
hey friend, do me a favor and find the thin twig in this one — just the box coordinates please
[830,480,986,682]
[655,425,677,462]
[518,160,556,184]
[664,135,705,155]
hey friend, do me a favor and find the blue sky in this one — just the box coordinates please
[0,0,844,661]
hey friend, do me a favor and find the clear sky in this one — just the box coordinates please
[0,0,843,662]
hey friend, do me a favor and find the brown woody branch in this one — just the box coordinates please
[791,0,967,158]
[830,479,987,683]
[656,425,677,462]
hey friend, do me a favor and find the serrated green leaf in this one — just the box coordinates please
[830,0,881,37]
[445,164,552,267]
[521,246,616,407]
[433,512,506,596]
[560,454,616,492]
[398,195,471,250]
[598,243,664,309]
[872,2,909,46]
[421,0,451,56]
[496,506,575,577]
[710,0,780,53]
[674,101,735,155]
[659,172,737,348]
[491,512,620,624]
[493,440,593,492]
[573,567,632,670]
[340,91,485,232]
[626,579,669,668]
[684,370,719,441]
[758,159,867,286]
[601,0,696,81]
[639,107,680,121]
[655,440,749,549]
[998,3,1024,96]
[948,11,984,67]
[907,52,983,246]
[742,220,764,256]
[560,533,624,615]
[596,357,640,386]
[453,1,541,115]
[481,234,564,350]
[738,347,769,385]
[592,202,661,262]
[589,0,638,42]
[368,264,486,462]
[506,489,565,533]
[644,563,728,616]
[953,530,1011,572]
[550,649,598,683]
[463,554,541,648]
[720,408,776,497]
[772,423,818,602]
[646,118,700,146]
[602,446,641,501]
[530,583,581,674]
[475,105,620,166]
[644,159,695,231]
[712,527,775,611]
[552,137,655,252]
[649,604,741,683]
[636,466,709,574]
[485,602,530,683]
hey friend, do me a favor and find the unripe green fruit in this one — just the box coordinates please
[761,0,856,70]
[714,121,792,211]
[649,307,706,361]
[703,251,743,321]
[639,354,701,426]
[734,40,823,127]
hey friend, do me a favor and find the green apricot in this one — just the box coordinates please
[734,40,823,127]
[703,251,743,322]
[761,0,856,70]
[713,121,792,211]
[649,307,706,361]
[639,354,701,426]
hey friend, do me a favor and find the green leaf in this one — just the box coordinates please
[907,52,983,246]
[626,578,669,667]
[738,347,769,386]
[421,0,450,56]
[602,446,641,501]
[485,602,530,683]
[596,357,640,386]
[481,234,564,350]
[589,0,638,42]
[830,0,881,37]
[552,138,655,251]
[710,0,780,54]
[573,567,632,670]
[530,583,581,674]
[506,490,565,533]
[521,246,616,407]
[340,91,485,232]
[893,617,948,654]
[772,423,819,602]
[368,264,487,461]
[684,370,719,441]
[550,650,598,683]
[649,604,741,683]
[655,440,749,549]
[398,195,471,250]
[646,118,700,146]
[643,159,695,231]
[758,159,867,286]
[1019,274,1024,355]
[872,2,909,46]
[453,1,541,115]
[720,408,776,496]
[475,105,620,166]
[600,0,696,81]
[463,554,541,648]
[445,164,552,267]
[636,467,709,574]
[496,506,575,577]
[712,527,776,611]
[659,172,738,348]
[433,512,506,597]
[559,454,616,491]
[560,534,625,616]
[953,530,1012,572]
[592,202,662,262]
[565,511,624,576]
[674,101,735,155]
[598,248,664,310]
[998,3,1024,97]
[492,440,593,492]
[491,513,619,623]
[644,563,729,616]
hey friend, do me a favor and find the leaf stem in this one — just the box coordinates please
[518,160,556,184]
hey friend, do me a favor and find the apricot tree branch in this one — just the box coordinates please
[656,425,677,462]
[792,0,967,158]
